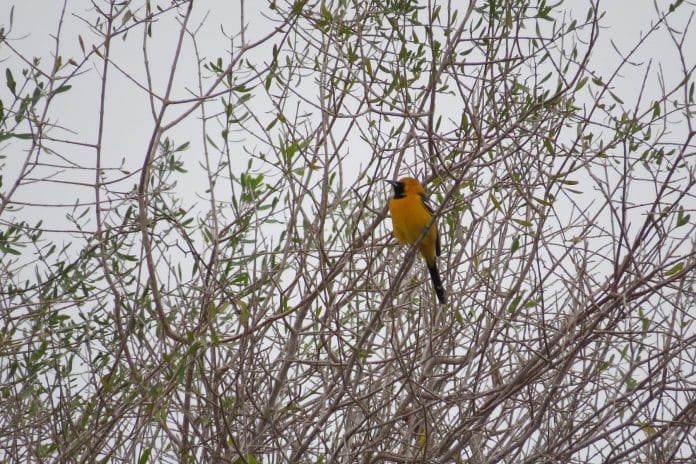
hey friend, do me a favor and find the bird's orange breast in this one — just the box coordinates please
[389,195,438,265]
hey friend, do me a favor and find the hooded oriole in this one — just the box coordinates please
[386,177,446,304]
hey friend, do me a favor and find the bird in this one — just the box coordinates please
[386,177,446,304]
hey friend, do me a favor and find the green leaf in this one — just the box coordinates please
[513,219,533,228]
[116,252,138,262]
[511,236,520,253]
[597,353,614,372]
[31,86,41,104]
[320,2,332,21]
[265,116,278,131]
[640,422,657,436]
[138,448,152,464]
[53,55,63,74]
[533,196,554,207]
[507,293,523,313]
[625,376,637,391]
[291,0,307,16]
[543,138,555,155]
[122,9,133,26]
[638,307,649,333]
[651,100,660,118]
[575,76,588,91]
[0,132,32,142]
[6,68,16,94]
[665,262,684,276]
[363,58,373,77]
[433,4,442,22]
[174,141,190,152]
[1,245,21,255]
[669,0,684,12]
[54,84,72,94]
[676,207,690,227]
[524,299,538,308]
[489,193,502,212]
[609,91,624,104]
[556,178,578,185]
[265,71,274,90]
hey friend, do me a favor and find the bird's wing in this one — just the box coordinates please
[419,193,435,216]
[420,193,442,257]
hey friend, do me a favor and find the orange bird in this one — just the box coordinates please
[386,177,446,304]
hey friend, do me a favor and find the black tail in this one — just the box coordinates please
[427,262,446,304]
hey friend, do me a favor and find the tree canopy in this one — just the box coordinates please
[1,1,695,462]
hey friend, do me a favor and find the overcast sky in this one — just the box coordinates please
[1,1,693,242]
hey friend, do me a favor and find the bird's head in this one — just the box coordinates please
[385,177,424,198]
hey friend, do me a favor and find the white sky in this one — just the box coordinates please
[2,0,691,197]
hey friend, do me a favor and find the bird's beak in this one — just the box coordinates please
[383,179,400,187]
